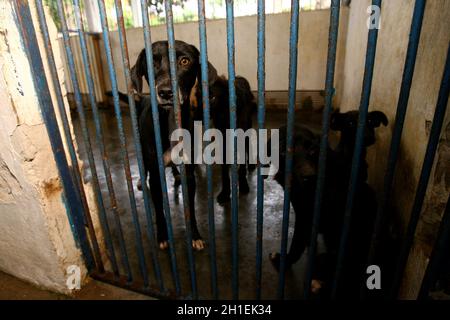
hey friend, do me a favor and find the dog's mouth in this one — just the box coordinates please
[156,86,187,110]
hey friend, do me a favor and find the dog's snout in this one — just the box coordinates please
[158,86,173,100]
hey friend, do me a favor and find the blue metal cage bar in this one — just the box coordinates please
[197,0,219,299]
[164,0,199,299]
[72,0,133,281]
[278,0,300,300]
[113,0,165,292]
[55,0,120,276]
[331,0,382,298]
[14,0,450,301]
[34,0,104,273]
[418,195,450,299]
[304,0,341,299]
[140,0,181,295]
[97,0,150,288]
[13,0,95,271]
[364,0,426,296]
[255,0,266,300]
[390,43,450,299]
[225,0,240,300]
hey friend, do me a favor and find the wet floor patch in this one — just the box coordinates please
[71,108,323,299]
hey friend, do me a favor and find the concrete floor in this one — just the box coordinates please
[0,270,152,300]
[71,106,324,300]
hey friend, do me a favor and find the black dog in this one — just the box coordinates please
[130,40,218,250]
[197,75,256,204]
[106,90,183,187]
[269,110,388,298]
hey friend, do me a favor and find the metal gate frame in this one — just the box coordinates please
[13,0,450,300]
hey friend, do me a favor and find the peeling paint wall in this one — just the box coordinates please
[0,1,95,294]
[339,0,450,299]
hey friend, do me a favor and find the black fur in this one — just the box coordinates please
[201,75,257,204]
[130,40,218,249]
[269,110,389,298]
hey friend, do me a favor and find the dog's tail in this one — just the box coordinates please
[105,90,146,119]
[105,90,130,104]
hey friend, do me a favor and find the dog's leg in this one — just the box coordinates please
[270,181,310,270]
[137,154,149,193]
[269,210,307,271]
[217,164,231,205]
[287,207,308,264]
[148,164,169,250]
[171,164,181,188]
[310,253,336,298]
[185,164,204,251]
[238,163,250,194]
[137,171,147,191]
[138,145,151,191]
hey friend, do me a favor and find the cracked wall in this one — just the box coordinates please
[0,1,102,294]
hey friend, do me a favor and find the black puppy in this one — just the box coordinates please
[130,40,218,251]
[269,110,388,298]
[200,75,256,204]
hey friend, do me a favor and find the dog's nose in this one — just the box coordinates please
[158,87,173,100]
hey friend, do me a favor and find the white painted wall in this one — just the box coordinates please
[100,9,349,94]
[0,1,90,293]
[339,0,450,299]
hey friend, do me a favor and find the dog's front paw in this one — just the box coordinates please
[159,241,169,250]
[192,239,205,251]
[217,190,230,205]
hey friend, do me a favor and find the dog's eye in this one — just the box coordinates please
[179,57,190,67]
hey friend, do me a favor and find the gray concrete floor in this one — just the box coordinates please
[71,106,324,300]
[0,270,152,300]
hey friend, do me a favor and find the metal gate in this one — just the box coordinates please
[13,0,449,300]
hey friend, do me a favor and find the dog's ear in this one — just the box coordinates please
[330,112,344,131]
[196,61,218,86]
[206,62,218,85]
[131,49,147,95]
[369,111,388,127]
[189,43,218,86]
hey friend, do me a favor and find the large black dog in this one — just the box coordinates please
[269,110,388,298]
[203,75,257,204]
[130,40,218,250]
